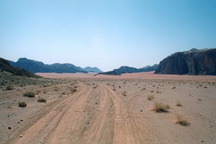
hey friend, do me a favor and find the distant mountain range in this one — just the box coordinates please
[100,65,158,75]
[83,67,103,73]
[3,48,216,76]
[155,48,216,75]
[8,58,103,74]
[0,58,39,77]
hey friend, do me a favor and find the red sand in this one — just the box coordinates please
[36,71,216,81]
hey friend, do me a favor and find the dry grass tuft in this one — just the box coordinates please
[18,102,27,107]
[6,85,13,90]
[122,91,127,96]
[152,102,170,113]
[147,95,154,101]
[23,92,35,98]
[71,88,77,93]
[176,101,182,107]
[54,87,59,91]
[176,115,190,126]
[37,98,47,103]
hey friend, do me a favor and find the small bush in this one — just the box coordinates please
[18,102,27,107]
[71,88,77,93]
[176,101,182,107]
[147,95,154,101]
[122,91,127,96]
[54,87,59,91]
[176,115,190,126]
[6,86,13,90]
[23,92,35,98]
[37,98,47,103]
[153,102,170,113]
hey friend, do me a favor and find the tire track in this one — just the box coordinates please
[78,83,114,144]
[5,82,91,144]
[103,84,148,144]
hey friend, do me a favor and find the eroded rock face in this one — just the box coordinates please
[0,57,39,77]
[100,64,158,75]
[155,48,216,75]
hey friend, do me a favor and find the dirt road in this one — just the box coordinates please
[2,82,153,144]
[2,79,216,144]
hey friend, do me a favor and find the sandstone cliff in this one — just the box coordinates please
[155,48,216,75]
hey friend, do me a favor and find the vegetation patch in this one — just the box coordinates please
[147,95,154,101]
[122,91,127,96]
[6,85,13,90]
[71,88,77,93]
[18,102,27,107]
[23,92,35,98]
[37,98,47,103]
[152,102,170,113]
[176,115,190,126]
[176,101,182,107]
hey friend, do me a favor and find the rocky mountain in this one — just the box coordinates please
[83,67,103,73]
[155,48,216,75]
[100,64,158,75]
[9,58,88,73]
[0,57,39,77]
[9,58,102,74]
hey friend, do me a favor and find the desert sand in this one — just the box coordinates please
[1,72,216,144]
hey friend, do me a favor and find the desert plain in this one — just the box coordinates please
[1,72,216,144]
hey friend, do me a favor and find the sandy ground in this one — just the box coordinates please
[1,72,216,144]
[36,71,216,80]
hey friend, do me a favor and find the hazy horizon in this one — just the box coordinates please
[1,0,216,71]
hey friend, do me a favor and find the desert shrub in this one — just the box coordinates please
[176,115,190,126]
[23,92,35,98]
[19,84,24,87]
[18,102,27,107]
[37,98,47,103]
[54,87,59,91]
[176,101,182,107]
[122,91,127,96]
[6,85,13,90]
[153,102,170,113]
[62,92,66,95]
[71,88,77,93]
[147,95,154,101]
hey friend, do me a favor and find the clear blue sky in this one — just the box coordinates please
[1,0,216,71]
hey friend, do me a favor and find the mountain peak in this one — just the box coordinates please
[84,67,102,73]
